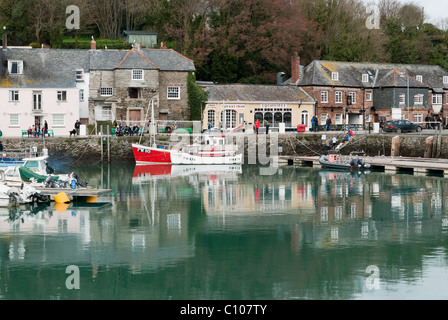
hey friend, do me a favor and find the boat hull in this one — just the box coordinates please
[170,152,243,165]
[132,144,172,164]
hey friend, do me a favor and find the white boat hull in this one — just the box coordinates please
[170,152,243,165]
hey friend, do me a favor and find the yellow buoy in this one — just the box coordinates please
[86,196,98,203]
[54,192,70,204]
[54,202,70,212]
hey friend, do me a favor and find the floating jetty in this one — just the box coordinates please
[281,155,448,177]
[36,187,113,202]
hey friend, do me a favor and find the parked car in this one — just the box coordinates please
[382,120,422,133]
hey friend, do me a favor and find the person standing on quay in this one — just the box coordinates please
[75,120,81,136]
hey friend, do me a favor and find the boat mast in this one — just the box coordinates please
[139,99,152,145]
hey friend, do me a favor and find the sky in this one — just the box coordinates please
[365,0,448,25]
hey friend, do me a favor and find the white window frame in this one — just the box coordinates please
[335,91,342,104]
[132,69,144,81]
[57,90,67,102]
[365,115,372,123]
[52,114,65,127]
[414,113,423,123]
[335,113,343,125]
[399,93,406,105]
[320,113,328,126]
[366,91,372,102]
[33,91,42,111]
[444,76,448,85]
[79,89,84,102]
[414,94,423,105]
[9,114,19,127]
[321,91,328,103]
[9,90,19,102]
[416,75,423,82]
[100,87,113,97]
[433,94,442,105]
[331,72,339,81]
[349,92,356,104]
[76,69,84,81]
[8,60,23,75]
[207,110,216,128]
[362,74,369,83]
[167,86,180,100]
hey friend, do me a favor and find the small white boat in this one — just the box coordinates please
[0,183,50,207]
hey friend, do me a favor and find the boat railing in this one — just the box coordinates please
[0,147,46,160]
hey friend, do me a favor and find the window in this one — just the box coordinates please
[9,90,19,101]
[9,114,19,127]
[414,94,423,105]
[348,92,356,104]
[335,113,343,125]
[335,91,342,104]
[33,92,42,110]
[222,110,237,128]
[167,86,180,100]
[365,115,372,123]
[331,72,339,81]
[207,110,216,128]
[100,87,113,96]
[321,91,328,103]
[8,61,23,74]
[301,110,309,125]
[52,114,65,127]
[414,114,423,123]
[362,74,369,83]
[132,69,144,80]
[366,91,372,102]
[433,94,442,105]
[320,113,328,125]
[79,89,84,102]
[76,69,84,81]
[128,88,139,99]
[57,91,67,101]
[399,93,405,105]
[416,75,423,82]
[444,76,448,85]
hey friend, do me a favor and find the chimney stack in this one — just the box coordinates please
[2,26,7,50]
[291,53,301,85]
[90,36,96,50]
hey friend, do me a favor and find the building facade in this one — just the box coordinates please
[202,84,315,131]
[0,37,195,137]
[294,60,448,126]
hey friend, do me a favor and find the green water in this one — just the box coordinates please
[1,162,448,300]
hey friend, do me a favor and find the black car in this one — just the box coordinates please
[382,120,422,133]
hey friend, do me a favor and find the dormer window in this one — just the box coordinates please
[416,75,423,82]
[362,74,369,83]
[76,69,84,81]
[331,72,339,81]
[8,60,23,75]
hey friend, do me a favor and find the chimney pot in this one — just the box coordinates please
[2,26,7,50]
[91,36,96,50]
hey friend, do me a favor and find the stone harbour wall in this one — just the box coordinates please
[0,133,447,164]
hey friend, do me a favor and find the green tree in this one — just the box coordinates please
[187,72,208,121]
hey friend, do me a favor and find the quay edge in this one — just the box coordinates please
[0,133,446,164]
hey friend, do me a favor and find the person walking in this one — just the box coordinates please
[255,119,260,134]
[311,116,316,132]
[325,116,332,131]
[263,119,270,134]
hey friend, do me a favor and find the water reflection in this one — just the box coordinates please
[1,163,448,299]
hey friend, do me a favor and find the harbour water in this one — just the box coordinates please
[1,161,448,300]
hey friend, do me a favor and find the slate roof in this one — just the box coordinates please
[298,60,448,90]
[0,47,195,88]
[205,84,315,103]
[0,48,90,88]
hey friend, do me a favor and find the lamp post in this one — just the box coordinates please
[407,76,410,121]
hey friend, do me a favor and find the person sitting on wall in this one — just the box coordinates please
[343,129,354,142]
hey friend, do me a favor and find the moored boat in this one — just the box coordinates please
[319,151,371,171]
